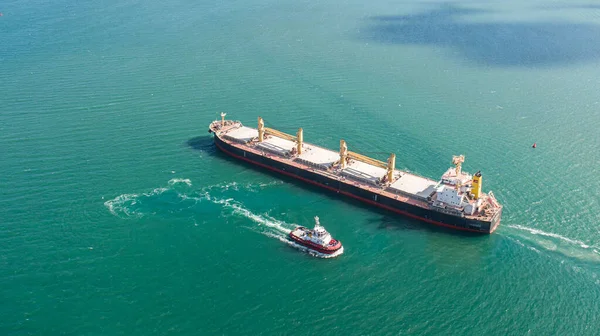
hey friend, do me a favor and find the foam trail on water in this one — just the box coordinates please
[245,180,284,192]
[104,193,139,218]
[104,187,168,218]
[168,178,192,186]
[506,224,600,263]
[508,224,593,249]
[104,179,274,218]
[103,178,343,258]
[202,195,342,258]
[230,204,292,235]
[201,194,293,235]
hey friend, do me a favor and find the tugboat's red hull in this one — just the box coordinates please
[288,227,342,255]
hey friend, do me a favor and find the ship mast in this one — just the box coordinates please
[452,155,464,177]
[296,128,303,154]
[339,140,348,169]
[220,112,227,127]
[258,117,265,142]
[256,117,304,153]
[386,153,396,184]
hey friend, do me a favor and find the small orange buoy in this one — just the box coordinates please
[532,142,537,148]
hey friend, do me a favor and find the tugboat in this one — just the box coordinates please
[288,216,343,255]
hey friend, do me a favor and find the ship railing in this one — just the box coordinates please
[213,118,242,123]
[486,191,501,208]
[430,203,464,217]
[385,186,430,201]
[211,119,243,131]
[293,157,331,171]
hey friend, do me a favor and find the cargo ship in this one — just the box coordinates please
[208,113,502,233]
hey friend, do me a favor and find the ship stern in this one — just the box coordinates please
[489,207,502,233]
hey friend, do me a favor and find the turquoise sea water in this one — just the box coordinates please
[2,0,600,334]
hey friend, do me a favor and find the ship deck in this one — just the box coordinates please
[223,126,258,144]
[214,122,498,221]
[388,173,438,200]
[295,144,340,169]
[256,135,296,156]
[341,160,388,185]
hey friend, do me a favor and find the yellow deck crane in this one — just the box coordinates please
[257,117,303,154]
[337,140,396,184]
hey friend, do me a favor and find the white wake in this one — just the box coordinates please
[506,224,600,264]
[103,178,342,258]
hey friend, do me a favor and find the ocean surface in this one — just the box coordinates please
[2,0,600,334]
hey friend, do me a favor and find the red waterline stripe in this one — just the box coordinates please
[215,139,489,234]
[288,233,341,250]
[289,235,339,254]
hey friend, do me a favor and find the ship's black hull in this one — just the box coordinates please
[213,135,501,234]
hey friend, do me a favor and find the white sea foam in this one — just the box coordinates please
[103,178,342,258]
[506,236,526,248]
[104,179,281,221]
[508,224,593,250]
[104,193,138,217]
[198,194,341,257]
[248,180,284,191]
[506,224,600,263]
[230,205,292,235]
[168,178,192,186]
[103,187,169,218]
[200,193,293,235]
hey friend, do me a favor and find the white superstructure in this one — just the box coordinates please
[291,216,333,246]
[430,156,487,216]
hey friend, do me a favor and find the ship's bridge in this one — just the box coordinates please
[441,167,472,185]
